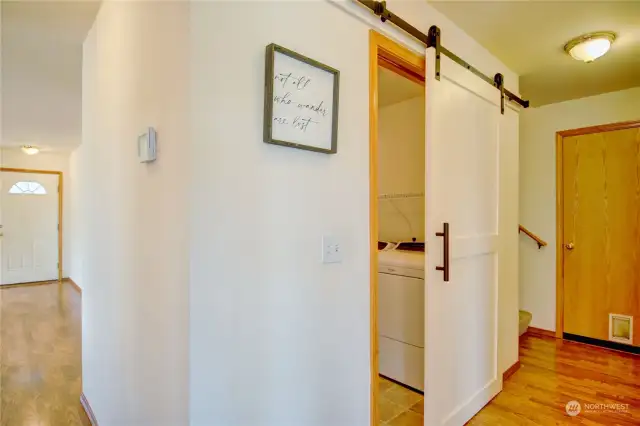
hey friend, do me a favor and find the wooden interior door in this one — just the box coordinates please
[562,126,640,347]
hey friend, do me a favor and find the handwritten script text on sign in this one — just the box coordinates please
[271,51,335,150]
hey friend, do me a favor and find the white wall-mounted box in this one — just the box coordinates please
[138,127,157,163]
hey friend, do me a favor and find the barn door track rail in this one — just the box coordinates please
[358,0,529,113]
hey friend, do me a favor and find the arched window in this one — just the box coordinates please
[8,181,47,195]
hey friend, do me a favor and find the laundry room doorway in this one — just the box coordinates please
[368,30,426,426]
[369,27,508,426]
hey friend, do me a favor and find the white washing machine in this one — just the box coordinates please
[378,247,425,391]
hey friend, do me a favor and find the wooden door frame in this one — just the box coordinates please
[555,119,640,338]
[369,30,425,426]
[0,167,64,283]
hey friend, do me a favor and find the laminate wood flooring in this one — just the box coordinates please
[0,282,90,425]
[469,333,640,425]
[2,283,639,426]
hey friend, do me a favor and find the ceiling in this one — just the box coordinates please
[1,1,101,151]
[378,66,424,107]
[429,1,640,106]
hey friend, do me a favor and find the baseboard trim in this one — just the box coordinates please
[502,360,521,381]
[64,277,82,293]
[563,333,640,355]
[0,279,60,289]
[526,327,556,338]
[80,392,98,425]
[379,374,424,395]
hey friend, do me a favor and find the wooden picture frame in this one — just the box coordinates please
[263,43,340,154]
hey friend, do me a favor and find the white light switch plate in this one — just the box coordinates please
[322,236,342,264]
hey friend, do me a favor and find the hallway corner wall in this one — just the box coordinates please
[520,87,640,332]
[78,2,189,425]
[68,148,83,288]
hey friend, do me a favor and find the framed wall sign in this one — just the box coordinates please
[264,43,340,154]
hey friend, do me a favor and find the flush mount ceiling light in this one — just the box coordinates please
[564,32,616,63]
[21,145,40,155]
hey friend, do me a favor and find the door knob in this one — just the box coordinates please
[565,242,575,250]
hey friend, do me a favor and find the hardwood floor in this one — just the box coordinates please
[2,282,639,426]
[0,281,90,425]
[469,333,640,425]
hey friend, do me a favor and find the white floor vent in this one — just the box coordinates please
[609,314,633,345]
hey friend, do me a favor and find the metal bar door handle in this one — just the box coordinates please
[435,222,450,282]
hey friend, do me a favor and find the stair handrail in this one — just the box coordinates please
[519,225,547,249]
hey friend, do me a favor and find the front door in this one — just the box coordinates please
[424,50,508,425]
[1,172,59,285]
[562,125,640,347]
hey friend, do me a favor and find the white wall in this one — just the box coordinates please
[78,2,189,425]
[68,148,82,287]
[520,87,640,331]
[190,1,519,425]
[378,96,425,242]
[0,149,72,278]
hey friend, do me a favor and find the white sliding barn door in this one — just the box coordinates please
[424,49,506,425]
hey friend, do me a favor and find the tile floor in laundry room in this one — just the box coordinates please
[377,376,423,426]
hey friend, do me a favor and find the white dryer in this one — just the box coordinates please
[378,248,424,391]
